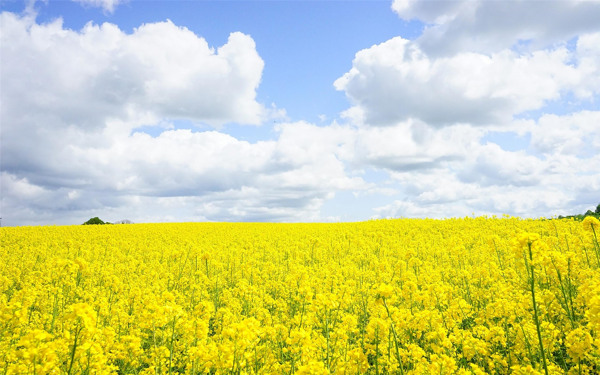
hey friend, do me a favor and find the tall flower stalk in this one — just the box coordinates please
[520,234,549,375]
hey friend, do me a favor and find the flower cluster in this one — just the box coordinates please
[1,217,599,374]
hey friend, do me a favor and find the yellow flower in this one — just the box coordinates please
[296,360,328,375]
[428,354,457,375]
[582,216,600,232]
[375,283,394,299]
[65,302,97,331]
[565,327,592,362]
[517,232,541,248]
[2,218,599,373]
[511,364,545,375]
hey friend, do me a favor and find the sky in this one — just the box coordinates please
[1,0,599,226]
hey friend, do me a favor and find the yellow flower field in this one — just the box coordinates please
[1,217,600,374]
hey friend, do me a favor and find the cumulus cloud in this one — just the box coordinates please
[336,2,600,127]
[0,12,265,175]
[351,120,481,170]
[456,143,546,187]
[367,110,600,220]
[530,111,600,157]
[375,164,597,220]
[333,2,600,218]
[388,0,599,217]
[1,12,364,225]
[2,4,600,226]
[374,185,575,219]
[575,32,600,98]
[334,34,599,127]
[72,0,125,13]
[392,0,600,55]
[0,12,265,134]
[1,113,367,225]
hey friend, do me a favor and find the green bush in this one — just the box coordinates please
[83,217,106,225]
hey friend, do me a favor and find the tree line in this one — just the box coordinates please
[83,217,133,225]
[557,203,600,220]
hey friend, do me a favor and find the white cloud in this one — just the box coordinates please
[3,12,360,225]
[370,110,600,219]
[1,116,367,225]
[336,2,600,218]
[352,121,481,170]
[72,0,125,13]
[3,103,599,225]
[456,143,546,187]
[334,35,598,126]
[530,111,600,156]
[575,32,600,98]
[2,5,600,226]
[374,185,574,219]
[392,0,600,55]
[0,12,265,135]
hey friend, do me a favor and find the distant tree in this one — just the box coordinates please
[596,203,600,215]
[585,210,594,217]
[83,217,106,225]
[113,219,134,224]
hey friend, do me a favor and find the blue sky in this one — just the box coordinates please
[1,0,599,225]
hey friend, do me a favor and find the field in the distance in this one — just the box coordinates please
[1,218,600,374]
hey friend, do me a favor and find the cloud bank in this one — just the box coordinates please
[335,35,598,126]
[1,1,600,225]
[391,0,600,55]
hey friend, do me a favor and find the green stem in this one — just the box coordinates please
[551,259,575,327]
[67,326,82,375]
[382,298,405,375]
[591,226,600,267]
[168,317,177,375]
[527,243,549,375]
[374,327,379,375]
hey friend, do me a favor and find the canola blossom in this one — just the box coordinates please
[1,218,600,374]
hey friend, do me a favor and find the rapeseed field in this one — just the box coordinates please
[1,217,599,374]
